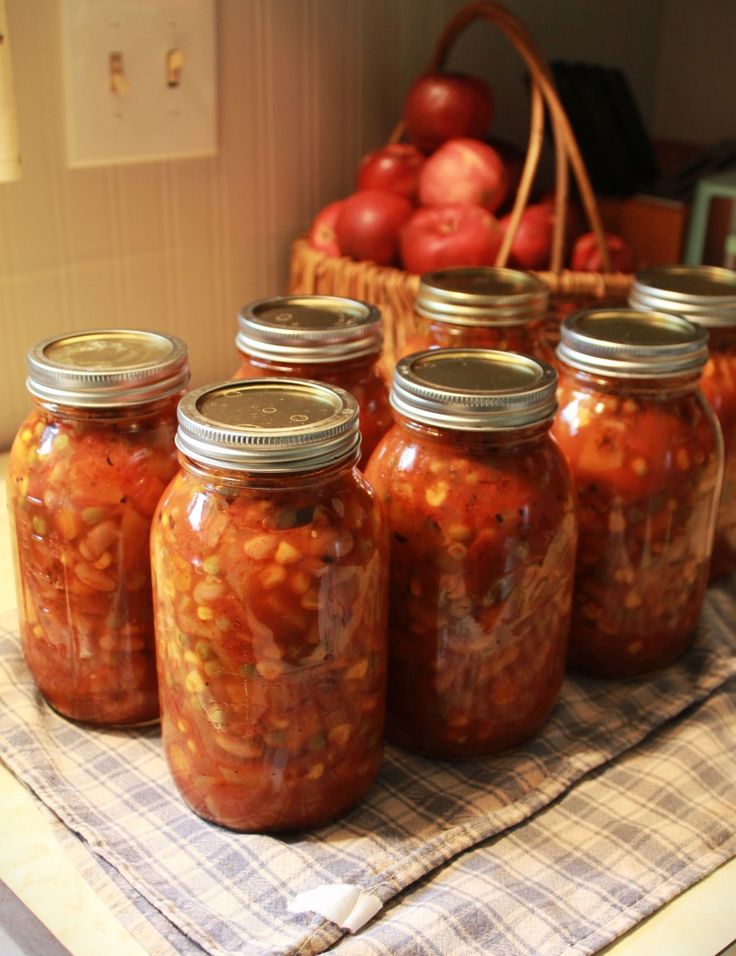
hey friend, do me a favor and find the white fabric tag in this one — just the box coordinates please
[288,883,383,932]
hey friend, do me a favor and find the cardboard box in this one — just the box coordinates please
[597,194,688,268]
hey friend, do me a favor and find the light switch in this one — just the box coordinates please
[60,0,217,168]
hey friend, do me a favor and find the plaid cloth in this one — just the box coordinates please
[1,587,735,956]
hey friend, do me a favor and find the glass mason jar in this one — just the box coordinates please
[151,379,388,831]
[7,330,189,725]
[402,266,556,367]
[553,308,723,678]
[630,264,736,579]
[364,349,576,759]
[233,294,393,467]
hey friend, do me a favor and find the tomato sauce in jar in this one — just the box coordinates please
[553,308,722,678]
[7,330,189,725]
[402,266,555,367]
[630,265,736,580]
[233,294,392,467]
[152,379,388,831]
[365,349,576,759]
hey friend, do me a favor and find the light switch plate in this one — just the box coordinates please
[60,0,217,168]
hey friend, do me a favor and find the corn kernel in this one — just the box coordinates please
[184,670,205,694]
[193,579,224,604]
[305,762,325,780]
[169,745,190,775]
[255,660,284,680]
[426,481,449,507]
[202,555,220,575]
[81,506,107,524]
[275,540,301,564]
[289,570,311,595]
[631,458,648,476]
[196,605,214,621]
[328,723,352,747]
[260,563,286,588]
[676,448,691,471]
[243,533,278,560]
[56,509,79,540]
[613,568,635,584]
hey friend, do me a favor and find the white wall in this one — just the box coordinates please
[0,0,731,448]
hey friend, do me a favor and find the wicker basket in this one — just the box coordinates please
[288,0,634,370]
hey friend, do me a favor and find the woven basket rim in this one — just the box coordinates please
[290,235,635,297]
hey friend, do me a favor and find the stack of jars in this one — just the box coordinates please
[7,263,731,833]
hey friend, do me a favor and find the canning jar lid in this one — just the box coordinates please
[416,266,549,326]
[236,294,383,363]
[557,308,709,378]
[391,348,557,430]
[27,329,190,407]
[630,264,736,327]
[176,379,361,472]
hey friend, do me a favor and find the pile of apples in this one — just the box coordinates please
[308,72,633,276]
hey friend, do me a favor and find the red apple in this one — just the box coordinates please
[400,204,503,275]
[539,192,587,247]
[404,72,494,153]
[357,143,425,202]
[335,190,413,265]
[487,137,526,212]
[419,138,509,214]
[500,203,555,270]
[308,200,343,258]
[570,230,635,272]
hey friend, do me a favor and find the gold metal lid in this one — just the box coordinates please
[236,295,383,363]
[391,348,557,430]
[27,329,190,406]
[630,265,736,327]
[176,379,360,472]
[417,266,549,326]
[557,308,709,378]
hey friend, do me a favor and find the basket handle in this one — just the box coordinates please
[391,0,612,274]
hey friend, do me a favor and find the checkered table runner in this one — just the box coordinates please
[1,589,735,956]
